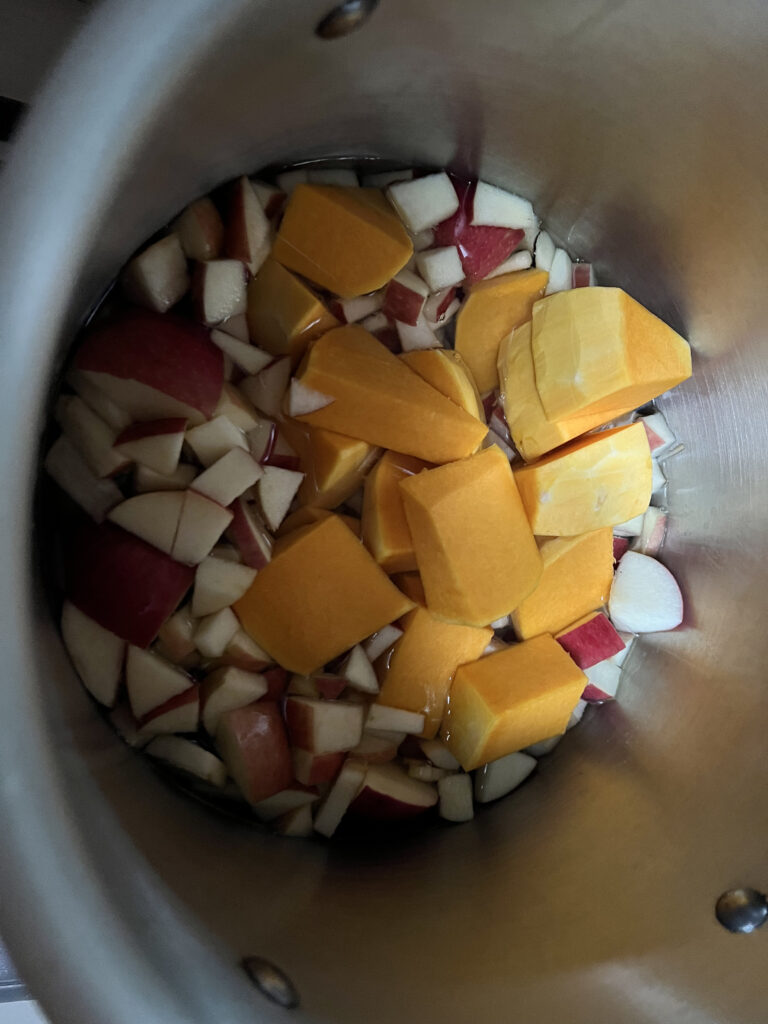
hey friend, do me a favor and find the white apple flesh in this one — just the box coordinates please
[285,696,365,754]
[173,197,224,262]
[44,435,122,522]
[387,172,459,233]
[313,758,367,837]
[474,751,537,803]
[114,418,187,476]
[60,601,125,707]
[171,490,234,565]
[225,498,272,569]
[194,606,240,659]
[56,395,129,478]
[201,665,268,734]
[338,644,379,694]
[125,644,192,720]
[107,490,186,555]
[191,447,263,507]
[145,735,227,787]
[239,357,291,419]
[257,465,304,531]
[415,246,465,291]
[209,328,272,376]
[192,556,257,617]
[122,233,189,314]
[365,704,425,735]
[192,259,248,326]
[609,551,684,633]
[437,773,474,822]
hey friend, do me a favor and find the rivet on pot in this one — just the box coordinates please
[242,956,300,1009]
[315,0,379,39]
[715,887,768,933]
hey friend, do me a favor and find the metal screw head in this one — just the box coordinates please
[316,0,379,39]
[715,888,768,933]
[242,956,300,1009]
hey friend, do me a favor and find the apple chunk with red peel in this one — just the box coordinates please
[114,418,186,476]
[107,490,185,555]
[364,624,403,662]
[134,462,197,494]
[470,181,538,232]
[458,225,525,283]
[145,735,227,787]
[257,466,304,531]
[66,521,194,648]
[292,748,345,786]
[201,665,268,734]
[125,644,192,720]
[138,684,200,736]
[387,172,459,233]
[226,497,272,569]
[185,415,248,468]
[156,606,197,665]
[217,628,272,672]
[215,701,293,805]
[172,490,233,565]
[555,612,625,670]
[122,233,190,314]
[173,197,224,261]
[609,551,684,633]
[224,176,271,275]
[60,601,125,707]
[365,704,425,735]
[75,310,224,426]
[288,674,347,700]
[44,435,122,523]
[382,270,429,326]
[338,644,379,694]
[314,758,367,837]
[349,763,438,820]
[239,358,291,420]
[66,369,133,432]
[210,329,272,376]
[194,607,240,658]
[285,696,365,754]
[191,259,248,327]
[191,448,262,508]
[192,556,257,617]
[350,732,401,763]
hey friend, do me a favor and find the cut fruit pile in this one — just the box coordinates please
[46,163,691,839]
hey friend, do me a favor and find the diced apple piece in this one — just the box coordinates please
[274,804,314,838]
[60,601,125,707]
[350,762,437,820]
[484,250,533,278]
[192,557,257,617]
[216,701,293,805]
[220,312,250,343]
[306,167,358,186]
[66,369,132,432]
[208,328,272,376]
[138,684,199,735]
[458,226,525,283]
[192,259,248,326]
[525,734,563,757]
[363,624,404,663]
[191,448,262,507]
[474,752,536,803]
[581,660,623,702]
[365,704,424,735]
[114,418,186,475]
[173,197,224,261]
[438,773,473,822]
[534,231,556,271]
[387,172,459,233]
[134,462,197,493]
[613,535,630,562]
[608,551,684,633]
[313,758,367,837]
[292,748,345,786]
[107,490,185,554]
[572,262,595,288]
[122,233,189,313]
[225,497,272,569]
[250,180,285,219]
[382,270,429,326]
[545,247,572,294]
[613,512,645,537]
[200,665,268,733]
[44,435,122,522]
[414,246,464,291]
[194,607,239,658]
[395,314,440,352]
[257,466,304,531]
[252,784,319,822]
[240,358,291,419]
[423,286,457,324]
[632,505,668,556]
[555,611,625,670]
[146,735,227,786]
[407,762,447,782]
[285,696,365,754]
[287,674,346,700]
[286,380,334,418]
[338,645,378,694]
[56,396,129,478]
[419,739,461,771]
[329,292,384,325]
[224,176,270,275]
[75,310,224,426]
[215,383,263,432]
[349,732,401,763]
[217,628,272,672]
[172,490,233,565]
[156,606,197,664]
[185,415,247,467]
[125,644,192,720]
[471,182,537,232]
[637,411,677,458]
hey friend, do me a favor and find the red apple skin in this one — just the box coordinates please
[613,536,630,563]
[263,666,288,700]
[115,418,187,444]
[432,177,473,246]
[138,684,199,727]
[349,786,434,821]
[382,280,425,326]
[292,748,345,786]
[66,520,194,648]
[556,613,625,670]
[314,675,347,700]
[432,178,524,281]
[75,310,224,421]
[216,701,293,805]
[226,498,272,569]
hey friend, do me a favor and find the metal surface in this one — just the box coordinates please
[715,889,768,935]
[0,0,768,1022]
[242,958,300,1009]
[315,0,379,40]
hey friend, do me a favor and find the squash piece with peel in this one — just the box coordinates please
[362,451,429,574]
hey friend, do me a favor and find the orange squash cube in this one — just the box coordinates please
[275,506,361,540]
[399,445,542,627]
[391,572,426,607]
[362,450,429,573]
[280,417,379,509]
[399,348,484,420]
[271,185,413,298]
[442,634,586,770]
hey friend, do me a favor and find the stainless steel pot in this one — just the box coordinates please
[1,1,767,1021]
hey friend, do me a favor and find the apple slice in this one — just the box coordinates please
[172,490,233,565]
[365,704,425,735]
[134,462,197,493]
[471,182,537,232]
[349,732,401,763]
[246,417,278,463]
[350,762,437,820]
[363,624,403,662]
[407,762,447,782]
[313,758,367,837]
[263,666,288,699]
[156,606,197,664]
[274,804,314,838]
[209,328,272,376]
[285,696,365,754]
[484,249,533,278]
[257,465,304,531]
[224,176,270,275]
[419,739,461,771]
[362,168,414,188]
[217,628,272,672]
[632,506,668,557]
[395,313,440,352]
[556,612,625,670]
[107,491,185,554]
[265,432,301,471]
[581,660,622,703]
[387,172,459,233]
[192,259,248,327]
[44,435,123,522]
[173,197,224,261]
[114,418,186,475]
[60,601,125,707]
[215,701,293,805]
[338,644,379,694]
[252,784,319,822]
[138,684,200,735]
[474,751,536,803]
[56,396,129,478]
[66,369,132,432]
[410,228,435,252]
[194,606,240,658]
[191,448,262,507]
[382,270,430,326]
[239,357,291,419]
[613,512,646,538]
[545,248,573,294]
[437,773,473,822]
[145,735,227,787]
[287,674,347,700]
[286,379,334,417]
[220,312,250,343]
[215,383,263,432]
[201,665,268,733]
[329,292,384,325]
[572,262,596,288]
[250,180,285,219]
[121,233,189,313]
[637,411,677,458]
[125,644,192,720]
[275,168,309,194]
[185,415,247,467]
[415,246,465,291]
[533,231,556,271]
[609,551,684,633]
[423,287,457,324]
[458,226,524,283]
[210,543,242,563]
[225,497,272,569]
[192,556,257,617]
[292,748,345,786]
[75,310,224,426]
